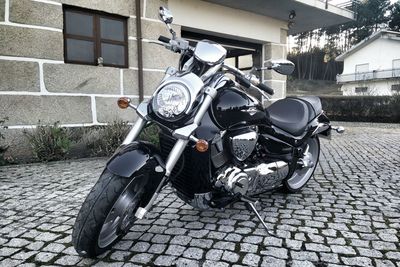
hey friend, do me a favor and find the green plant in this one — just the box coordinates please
[320,95,400,123]
[0,117,9,165]
[85,120,130,157]
[139,124,160,147]
[84,120,160,157]
[24,121,71,162]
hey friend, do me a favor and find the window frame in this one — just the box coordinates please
[63,5,129,68]
[355,86,368,94]
[391,84,400,92]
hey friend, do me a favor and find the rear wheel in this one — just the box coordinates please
[72,170,146,258]
[284,136,320,193]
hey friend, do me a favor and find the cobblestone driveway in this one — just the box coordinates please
[0,124,399,267]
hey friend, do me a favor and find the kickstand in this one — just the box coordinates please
[241,196,277,237]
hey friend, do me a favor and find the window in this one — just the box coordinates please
[392,84,400,92]
[63,6,128,68]
[355,87,368,94]
[355,64,370,81]
[393,59,400,77]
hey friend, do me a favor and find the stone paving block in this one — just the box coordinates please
[34,252,57,263]
[261,256,286,267]
[221,250,240,263]
[183,247,204,260]
[291,260,316,267]
[153,255,177,266]
[54,255,81,265]
[341,256,373,266]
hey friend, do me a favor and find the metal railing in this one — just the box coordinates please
[337,68,400,83]
[333,0,361,11]
[320,0,359,18]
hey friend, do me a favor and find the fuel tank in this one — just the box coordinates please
[211,86,267,129]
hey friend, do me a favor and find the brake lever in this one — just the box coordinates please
[147,40,173,50]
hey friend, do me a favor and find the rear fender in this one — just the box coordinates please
[106,141,165,205]
[313,112,331,139]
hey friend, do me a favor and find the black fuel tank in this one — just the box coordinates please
[211,86,267,129]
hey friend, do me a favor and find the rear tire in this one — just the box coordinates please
[72,170,143,258]
[283,136,320,193]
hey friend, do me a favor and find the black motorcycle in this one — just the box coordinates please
[72,7,344,257]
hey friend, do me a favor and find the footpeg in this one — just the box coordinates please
[332,126,345,134]
[241,196,275,236]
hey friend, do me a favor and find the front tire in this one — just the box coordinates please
[72,170,145,258]
[283,136,320,193]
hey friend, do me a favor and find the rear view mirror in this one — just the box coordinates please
[258,60,295,75]
[267,60,295,75]
[159,7,173,24]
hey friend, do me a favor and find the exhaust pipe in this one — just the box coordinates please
[331,126,345,134]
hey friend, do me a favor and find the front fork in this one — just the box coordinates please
[122,87,217,219]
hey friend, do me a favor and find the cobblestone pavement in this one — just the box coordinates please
[0,124,399,267]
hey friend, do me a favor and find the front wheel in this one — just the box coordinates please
[72,170,146,258]
[283,136,320,193]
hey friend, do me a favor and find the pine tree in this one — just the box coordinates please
[389,2,400,31]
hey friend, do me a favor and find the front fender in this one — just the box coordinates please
[107,141,165,178]
[106,141,166,206]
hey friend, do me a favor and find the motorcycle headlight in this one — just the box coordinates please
[152,82,190,120]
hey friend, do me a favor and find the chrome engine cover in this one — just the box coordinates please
[245,161,289,195]
[216,167,249,195]
[230,129,258,161]
[215,161,289,196]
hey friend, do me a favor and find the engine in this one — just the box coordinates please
[229,127,258,162]
[215,161,289,196]
[217,127,289,195]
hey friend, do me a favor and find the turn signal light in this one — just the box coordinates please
[117,97,131,109]
[195,139,209,152]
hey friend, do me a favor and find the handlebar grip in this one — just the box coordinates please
[236,75,251,88]
[257,83,274,95]
[158,35,171,43]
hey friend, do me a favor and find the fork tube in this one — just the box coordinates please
[122,117,146,145]
[165,139,189,176]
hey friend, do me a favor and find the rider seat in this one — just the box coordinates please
[266,96,322,136]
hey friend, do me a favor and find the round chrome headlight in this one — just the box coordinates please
[152,82,190,120]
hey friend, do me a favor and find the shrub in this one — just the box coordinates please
[320,95,400,123]
[0,117,9,165]
[84,120,160,157]
[139,124,160,147]
[24,122,71,162]
[85,120,130,157]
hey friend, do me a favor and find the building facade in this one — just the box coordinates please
[0,0,353,159]
[336,30,400,96]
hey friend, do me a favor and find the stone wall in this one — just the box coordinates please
[0,0,180,160]
[0,0,287,161]
[262,28,288,103]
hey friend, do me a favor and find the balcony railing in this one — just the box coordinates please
[337,68,400,83]
[322,0,360,12]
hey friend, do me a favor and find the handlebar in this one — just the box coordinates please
[157,35,193,53]
[256,83,274,95]
[155,37,274,96]
[223,64,274,96]
[158,35,171,44]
